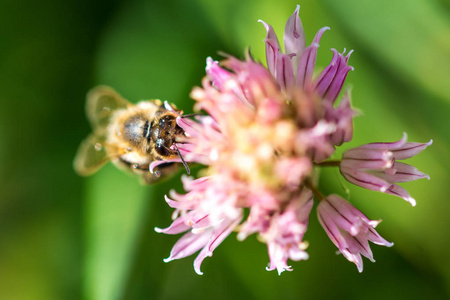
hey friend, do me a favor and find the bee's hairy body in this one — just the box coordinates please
[74,86,185,184]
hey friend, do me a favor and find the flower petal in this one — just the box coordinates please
[193,215,242,275]
[340,166,392,193]
[384,184,416,206]
[373,162,430,183]
[326,91,355,146]
[206,57,233,91]
[358,133,408,150]
[390,140,433,160]
[259,20,281,76]
[296,26,329,88]
[283,5,306,73]
[275,53,295,91]
[163,229,212,262]
[341,148,394,170]
[324,50,354,103]
[318,195,393,272]
[314,48,340,98]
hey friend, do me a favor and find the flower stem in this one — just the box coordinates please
[315,160,341,167]
[304,178,325,201]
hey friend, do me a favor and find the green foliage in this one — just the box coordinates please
[0,0,449,299]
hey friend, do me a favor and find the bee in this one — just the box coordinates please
[74,86,190,184]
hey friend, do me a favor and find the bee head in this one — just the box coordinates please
[151,114,184,158]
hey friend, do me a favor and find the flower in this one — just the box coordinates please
[152,5,430,275]
[259,5,353,104]
[262,189,313,274]
[317,194,393,272]
[154,5,354,274]
[154,175,243,275]
[340,133,432,206]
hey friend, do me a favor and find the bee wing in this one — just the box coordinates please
[73,134,111,176]
[86,85,131,135]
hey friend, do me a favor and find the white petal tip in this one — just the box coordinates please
[154,227,163,233]
[408,197,417,207]
[205,57,215,70]
[368,220,381,228]
[236,233,246,241]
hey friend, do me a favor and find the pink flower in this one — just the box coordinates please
[155,175,243,275]
[260,5,354,104]
[340,134,432,206]
[153,6,431,275]
[262,189,313,274]
[317,194,393,272]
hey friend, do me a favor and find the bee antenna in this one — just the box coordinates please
[173,144,190,175]
[181,113,201,118]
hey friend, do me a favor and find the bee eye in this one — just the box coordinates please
[155,138,170,156]
[158,115,175,129]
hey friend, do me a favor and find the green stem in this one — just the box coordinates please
[315,160,341,167]
[304,178,325,201]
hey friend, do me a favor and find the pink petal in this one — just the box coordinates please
[366,226,394,247]
[390,140,433,160]
[154,211,198,235]
[343,148,393,163]
[317,207,349,251]
[194,216,242,275]
[327,92,355,146]
[259,20,281,76]
[321,195,368,236]
[296,26,329,88]
[163,229,212,262]
[357,134,432,160]
[206,57,233,91]
[358,133,408,150]
[373,162,430,183]
[314,48,340,97]
[340,167,392,193]
[384,184,416,206]
[324,50,354,103]
[275,53,295,90]
[283,5,306,73]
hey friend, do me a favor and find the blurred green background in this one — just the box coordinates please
[1,0,449,299]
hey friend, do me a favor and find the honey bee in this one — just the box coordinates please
[74,86,190,184]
